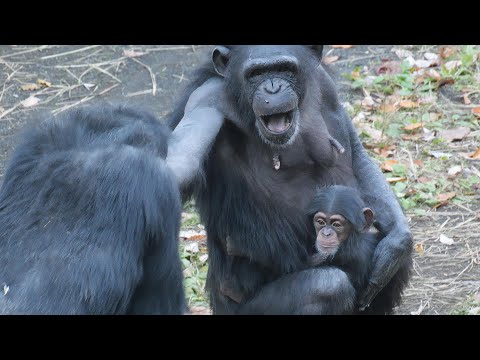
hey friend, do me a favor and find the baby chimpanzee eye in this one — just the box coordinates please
[316,219,326,227]
[332,221,342,229]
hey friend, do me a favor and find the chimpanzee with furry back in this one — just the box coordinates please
[0,79,230,314]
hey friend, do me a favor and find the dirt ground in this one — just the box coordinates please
[0,45,478,315]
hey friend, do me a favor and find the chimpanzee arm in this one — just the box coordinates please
[346,118,413,311]
[166,78,234,189]
[236,267,355,315]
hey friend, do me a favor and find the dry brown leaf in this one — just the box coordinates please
[437,77,455,88]
[21,96,40,108]
[414,243,425,256]
[399,100,419,109]
[187,234,207,242]
[323,55,339,65]
[381,160,399,172]
[463,94,472,105]
[376,61,401,75]
[472,107,480,118]
[373,145,396,158]
[469,148,480,159]
[440,47,456,59]
[379,104,397,113]
[350,69,361,80]
[404,123,423,131]
[387,177,407,183]
[417,177,432,184]
[331,45,353,49]
[437,127,470,142]
[437,192,456,202]
[36,79,51,87]
[21,83,40,91]
[414,160,424,167]
[402,133,422,141]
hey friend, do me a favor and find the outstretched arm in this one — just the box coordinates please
[166,78,234,190]
[346,118,413,310]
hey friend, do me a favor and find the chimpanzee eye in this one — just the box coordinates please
[332,221,342,229]
[316,219,326,227]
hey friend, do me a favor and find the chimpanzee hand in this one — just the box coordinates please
[167,77,234,188]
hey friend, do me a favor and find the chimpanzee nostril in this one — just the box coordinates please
[264,79,282,94]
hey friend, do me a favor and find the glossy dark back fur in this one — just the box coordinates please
[0,104,185,314]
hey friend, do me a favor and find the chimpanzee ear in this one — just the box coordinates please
[309,45,324,59]
[361,208,374,233]
[212,46,230,77]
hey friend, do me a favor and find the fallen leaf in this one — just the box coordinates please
[393,48,413,59]
[440,47,456,59]
[417,177,432,184]
[437,127,470,142]
[21,83,40,91]
[359,124,383,141]
[402,134,422,141]
[436,77,455,88]
[361,96,376,109]
[422,128,436,142]
[331,45,353,49]
[469,148,480,159]
[179,229,207,240]
[404,123,423,131]
[415,59,437,69]
[376,61,401,75]
[429,151,452,159]
[373,145,396,158]
[424,69,442,81]
[350,69,361,80]
[400,100,419,109]
[463,94,471,105]
[444,60,462,71]
[414,160,424,167]
[437,192,456,202]
[387,177,407,183]
[414,243,425,256]
[439,234,455,245]
[379,104,397,113]
[123,49,145,58]
[447,166,462,177]
[424,52,439,62]
[36,79,51,87]
[472,107,480,118]
[381,159,399,172]
[21,96,40,108]
[184,242,199,253]
[323,55,339,65]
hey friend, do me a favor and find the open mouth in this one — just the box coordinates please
[259,110,295,135]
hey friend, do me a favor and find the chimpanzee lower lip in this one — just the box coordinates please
[259,110,295,135]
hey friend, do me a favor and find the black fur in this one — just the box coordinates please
[0,104,186,314]
[167,45,413,315]
[307,186,411,315]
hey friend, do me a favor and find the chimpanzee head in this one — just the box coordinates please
[211,45,324,147]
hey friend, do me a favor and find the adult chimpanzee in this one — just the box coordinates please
[0,79,230,314]
[167,45,413,315]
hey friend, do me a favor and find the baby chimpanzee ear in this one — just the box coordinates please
[361,208,374,233]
